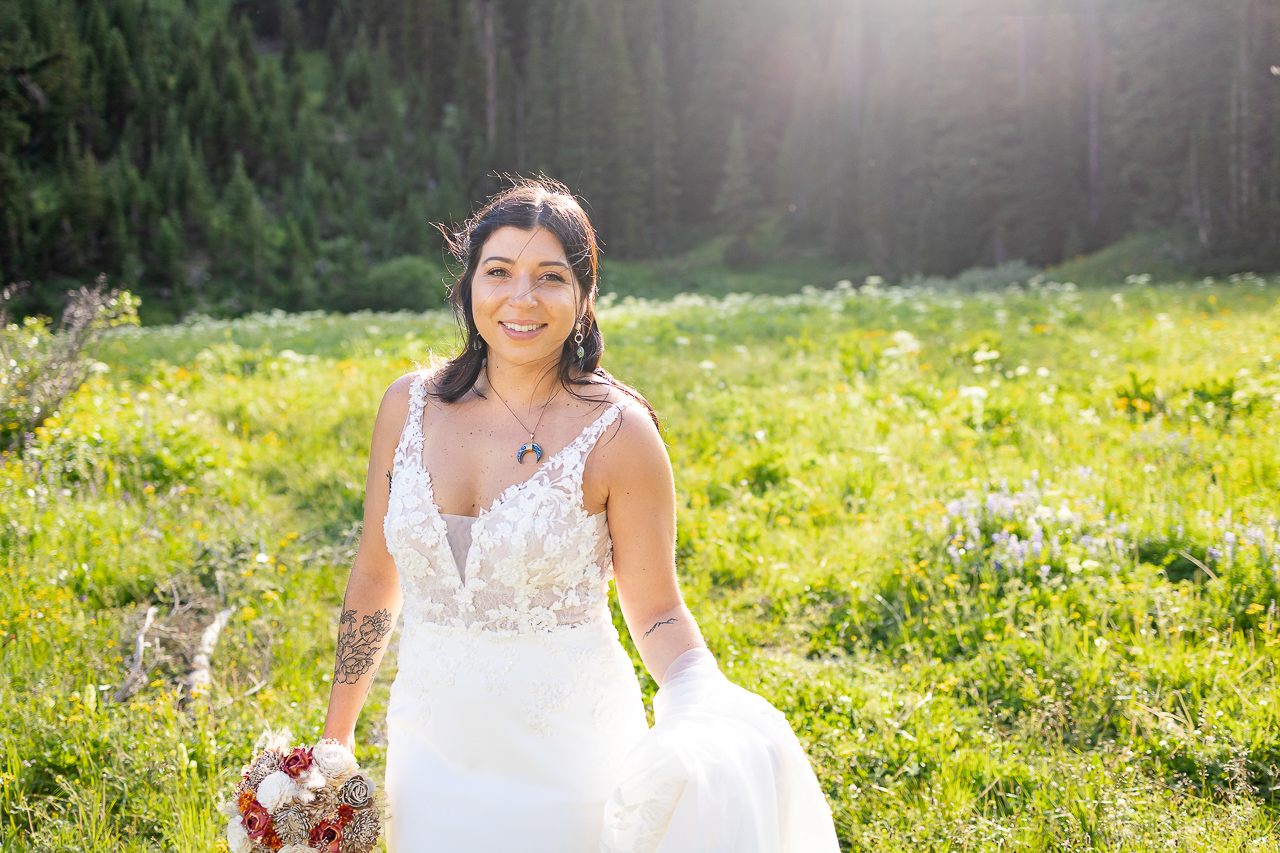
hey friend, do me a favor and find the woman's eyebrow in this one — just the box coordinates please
[480,256,569,269]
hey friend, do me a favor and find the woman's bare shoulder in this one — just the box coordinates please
[587,383,665,464]
[383,363,450,403]
[374,365,444,437]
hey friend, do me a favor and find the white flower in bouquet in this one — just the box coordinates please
[225,818,252,853]
[255,770,297,813]
[278,846,313,853]
[253,726,295,754]
[312,741,360,785]
[295,765,326,791]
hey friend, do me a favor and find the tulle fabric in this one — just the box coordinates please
[601,649,840,853]
[385,618,649,852]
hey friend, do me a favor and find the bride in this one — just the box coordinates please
[320,178,838,852]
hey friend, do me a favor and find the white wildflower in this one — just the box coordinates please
[884,330,921,358]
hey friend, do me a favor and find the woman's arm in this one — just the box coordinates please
[598,405,706,686]
[320,375,414,749]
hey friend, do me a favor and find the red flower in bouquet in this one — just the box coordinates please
[242,801,273,839]
[337,804,355,825]
[309,818,343,853]
[281,747,313,779]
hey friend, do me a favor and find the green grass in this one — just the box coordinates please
[4,272,1280,850]
[1048,229,1202,288]
[600,236,871,301]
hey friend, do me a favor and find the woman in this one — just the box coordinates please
[321,179,837,852]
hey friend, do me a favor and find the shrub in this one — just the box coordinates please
[0,277,139,451]
[349,255,448,312]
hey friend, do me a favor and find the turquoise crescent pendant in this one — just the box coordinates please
[517,442,543,464]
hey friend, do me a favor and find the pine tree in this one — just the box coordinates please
[641,40,678,254]
[219,153,271,288]
[712,117,763,237]
[428,105,470,226]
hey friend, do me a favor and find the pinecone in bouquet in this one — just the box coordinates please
[221,729,382,853]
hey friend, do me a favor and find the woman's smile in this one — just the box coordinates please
[498,320,547,337]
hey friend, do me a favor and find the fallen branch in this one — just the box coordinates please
[215,676,269,710]
[113,605,158,702]
[185,608,233,698]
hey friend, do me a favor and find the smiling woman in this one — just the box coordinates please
[318,177,838,852]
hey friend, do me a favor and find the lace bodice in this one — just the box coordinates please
[384,372,620,634]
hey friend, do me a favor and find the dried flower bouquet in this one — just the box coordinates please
[221,729,381,853]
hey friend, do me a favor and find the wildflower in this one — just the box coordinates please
[883,330,921,358]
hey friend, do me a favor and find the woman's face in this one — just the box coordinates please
[471,226,583,372]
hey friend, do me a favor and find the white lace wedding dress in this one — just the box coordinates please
[382,373,839,852]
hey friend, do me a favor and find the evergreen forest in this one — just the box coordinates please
[2,0,1279,321]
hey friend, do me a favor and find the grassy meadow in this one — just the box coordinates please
[3,272,1280,850]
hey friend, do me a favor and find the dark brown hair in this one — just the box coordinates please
[430,177,656,425]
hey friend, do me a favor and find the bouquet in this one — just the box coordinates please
[220,729,382,853]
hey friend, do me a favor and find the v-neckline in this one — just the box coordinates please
[412,402,618,585]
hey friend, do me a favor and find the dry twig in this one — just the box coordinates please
[113,605,158,702]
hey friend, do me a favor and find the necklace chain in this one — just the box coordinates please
[486,367,555,445]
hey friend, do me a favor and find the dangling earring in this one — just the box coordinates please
[472,335,483,352]
[574,322,585,361]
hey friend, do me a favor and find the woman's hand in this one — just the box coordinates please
[318,733,356,753]
[592,401,706,685]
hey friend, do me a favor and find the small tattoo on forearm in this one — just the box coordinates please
[386,470,393,495]
[334,608,393,684]
[643,618,678,639]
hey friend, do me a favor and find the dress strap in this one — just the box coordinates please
[392,371,430,476]
[549,403,622,500]
[577,403,623,453]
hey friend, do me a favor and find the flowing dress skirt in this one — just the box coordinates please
[385,618,648,852]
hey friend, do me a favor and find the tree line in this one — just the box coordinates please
[2,0,1277,320]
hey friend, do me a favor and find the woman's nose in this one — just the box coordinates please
[506,273,537,306]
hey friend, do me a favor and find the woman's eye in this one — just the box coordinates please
[541,273,566,284]
[486,267,508,277]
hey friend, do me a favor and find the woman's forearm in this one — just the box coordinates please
[630,602,705,687]
[321,567,403,747]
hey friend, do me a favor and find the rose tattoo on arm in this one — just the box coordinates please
[333,608,393,684]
